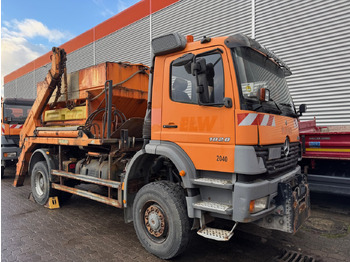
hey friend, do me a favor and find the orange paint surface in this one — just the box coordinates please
[154,40,237,172]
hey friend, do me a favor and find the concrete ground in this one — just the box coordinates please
[2,166,350,262]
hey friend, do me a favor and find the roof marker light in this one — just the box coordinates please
[186,35,194,43]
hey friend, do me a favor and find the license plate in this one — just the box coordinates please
[254,174,311,233]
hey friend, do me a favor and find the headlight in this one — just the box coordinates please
[4,152,16,158]
[249,196,268,213]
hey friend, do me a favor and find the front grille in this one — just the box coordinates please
[255,142,300,175]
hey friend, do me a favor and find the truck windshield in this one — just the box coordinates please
[3,104,32,123]
[232,47,296,117]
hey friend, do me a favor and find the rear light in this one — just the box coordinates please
[68,163,76,170]
[249,196,268,213]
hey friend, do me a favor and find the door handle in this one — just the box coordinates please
[163,124,178,128]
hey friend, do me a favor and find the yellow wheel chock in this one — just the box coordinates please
[44,196,60,209]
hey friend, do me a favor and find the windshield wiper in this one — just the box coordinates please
[267,99,283,115]
[278,103,298,117]
[279,102,292,107]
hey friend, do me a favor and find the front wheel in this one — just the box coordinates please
[133,181,191,259]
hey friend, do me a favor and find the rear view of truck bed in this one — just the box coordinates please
[299,119,350,195]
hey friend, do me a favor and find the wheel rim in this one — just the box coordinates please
[34,171,46,196]
[143,203,168,242]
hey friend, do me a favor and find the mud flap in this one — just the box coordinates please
[255,174,311,233]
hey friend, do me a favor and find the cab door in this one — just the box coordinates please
[160,46,236,173]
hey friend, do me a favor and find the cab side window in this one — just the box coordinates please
[170,61,196,103]
[171,52,224,104]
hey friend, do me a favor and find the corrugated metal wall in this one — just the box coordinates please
[4,80,16,98]
[67,43,94,73]
[96,17,151,65]
[35,66,50,86]
[3,0,350,125]
[255,0,350,125]
[152,0,251,40]
[13,73,36,99]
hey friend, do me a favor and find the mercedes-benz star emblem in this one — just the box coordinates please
[283,137,290,157]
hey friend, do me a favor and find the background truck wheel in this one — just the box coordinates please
[31,161,54,205]
[133,181,190,259]
[1,166,4,178]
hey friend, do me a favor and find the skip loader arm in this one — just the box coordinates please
[14,47,67,187]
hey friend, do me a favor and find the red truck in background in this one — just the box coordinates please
[299,118,350,196]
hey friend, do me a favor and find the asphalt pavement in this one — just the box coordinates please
[2,167,350,262]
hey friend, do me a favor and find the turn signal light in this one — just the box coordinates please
[249,196,268,213]
[3,152,16,158]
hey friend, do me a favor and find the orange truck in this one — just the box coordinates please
[1,98,34,176]
[15,34,310,259]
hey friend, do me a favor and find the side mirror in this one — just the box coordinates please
[193,58,210,104]
[257,88,270,102]
[298,104,307,116]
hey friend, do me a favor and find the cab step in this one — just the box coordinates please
[197,227,234,241]
[192,177,233,189]
[193,201,232,214]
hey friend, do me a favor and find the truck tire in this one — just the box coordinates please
[133,181,190,259]
[31,161,54,205]
[1,166,4,178]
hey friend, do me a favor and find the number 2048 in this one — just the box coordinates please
[216,155,228,162]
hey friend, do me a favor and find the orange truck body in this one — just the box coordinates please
[14,34,310,259]
[1,98,34,175]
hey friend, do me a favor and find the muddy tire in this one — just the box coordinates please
[31,161,54,205]
[133,181,190,259]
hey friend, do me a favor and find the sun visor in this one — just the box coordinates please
[151,33,187,56]
[225,34,292,76]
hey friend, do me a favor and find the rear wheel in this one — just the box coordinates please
[1,166,4,178]
[31,161,53,205]
[133,181,190,259]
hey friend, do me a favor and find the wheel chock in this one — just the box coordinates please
[28,193,35,202]
[44,197,60,209]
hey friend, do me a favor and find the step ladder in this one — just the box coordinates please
[197,222,238,241]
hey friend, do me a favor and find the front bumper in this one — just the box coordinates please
[232,166,310,233]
